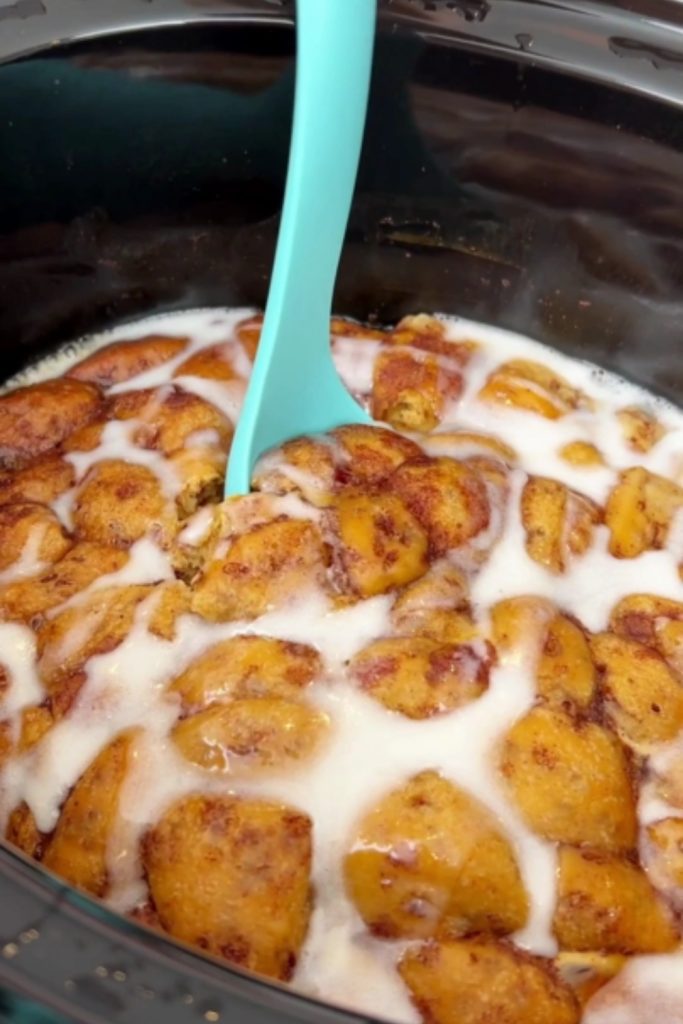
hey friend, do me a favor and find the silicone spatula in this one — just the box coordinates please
[225,0,376,497]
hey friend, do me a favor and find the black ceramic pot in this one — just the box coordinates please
[1,1,683,1021]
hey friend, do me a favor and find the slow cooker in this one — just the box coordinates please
[2,0,683,1020]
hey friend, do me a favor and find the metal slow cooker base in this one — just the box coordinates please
[2,1,683,1021]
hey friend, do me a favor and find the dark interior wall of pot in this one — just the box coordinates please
[1,19,683,401]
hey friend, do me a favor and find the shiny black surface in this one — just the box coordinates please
[1,2,683,1022]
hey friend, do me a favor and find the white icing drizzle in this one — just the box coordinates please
[65,419,182,500]
[1,308,683,1021]
[177,506,215,547]
[46,539,174,622]
[332,336,382,395]
[51,486,77,531]
[253,649,558,971]
[95,538,174,588]
[0,624,43,801]
[638,739,683,829]
[172,374,246,425]
[0,524,48,584]
[247,591,394,666]
[2,308,257,394]
[471,469,683,633]
[183,428,222,449]
[0,624,42,719]
[230,338,254,380]
[105,718,202,913]
[7,598,213,833]
[442,317,683,504]
[583,953,683,1023]
[254,448,326,497]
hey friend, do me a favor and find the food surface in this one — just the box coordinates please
[1,308,683,1023]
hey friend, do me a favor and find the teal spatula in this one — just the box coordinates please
[225,0,376,497]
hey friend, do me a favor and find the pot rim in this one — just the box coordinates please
[2,0,683,107]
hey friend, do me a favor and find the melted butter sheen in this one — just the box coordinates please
[1,307,683,1024]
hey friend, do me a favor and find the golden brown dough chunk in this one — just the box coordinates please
[609,593,683,677]
[235,313,263,360]
[253,436,336,506]
[559,441,605,467]
[389,457,489,557]
[177,452,226,517]
[426,430,517,465]
[42,732,135,897]
[350,636,488,719]
[0,542,128,623]
[499,706,637,852]
[79,385,233,459]
[606,466,683,558]
[399,939,580,1024]
[211,491,313,544]
[67,335,187,387]
[59,418,106,455]
[0,502,71,572]
[332,492,428,598]
[390,312,446,348]
[537,614,597,711]
[464,453,509,510]
[254,426,423,507]
[0,720,12,769]
[17,704,54,751]
[332,425,423,487]
[643,817,683,897]
[491,598,596,710]
[391,561,469,613]
[553,846,679,953]
[344,770,528,940]
[168,635,321,712]
[617,405,667,453]
[5,802,45,859]
[0,378,102,468]
[372,349,462,433]
[491,595,555,657]
[66,387,222,460]
[0,453,75,507]
[42,674,86,723]
[521,477,601,573]
[590,632,683,749]
[553,952,625,1007]
[391,563,477,645]
[37,582,189,690]
[169,447,226,520]
[128,386,232,457]
[192,518,328,622]
[6,707,55,758]
[143,794,312,980]
[103,385,162,421]
[172,698,328,773]
[330,317,388,342]
[170,516,216,584]
[72,460,177,549]
[479,358,587,420]
[174,341,243,382]
[390,313,476,361]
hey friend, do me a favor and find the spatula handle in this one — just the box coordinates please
[226,0,376,495]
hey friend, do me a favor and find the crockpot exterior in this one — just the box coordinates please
[2,1,683,1021]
